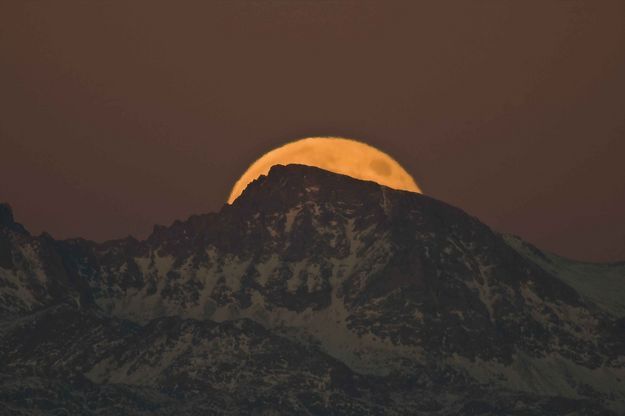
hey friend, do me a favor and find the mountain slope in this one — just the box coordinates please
[1,303,617,415]
[505,234,625,318]
[1,164,624,414]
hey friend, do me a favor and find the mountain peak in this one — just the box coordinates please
[0,203,15,226]
[0,203,28,234]
[231,163,408,212]
[263,163,386,192]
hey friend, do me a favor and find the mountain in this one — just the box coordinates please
[1,164,624,415]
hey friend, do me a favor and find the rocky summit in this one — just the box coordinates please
[1,164,624,415]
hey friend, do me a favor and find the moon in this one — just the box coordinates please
[228,137,421,204]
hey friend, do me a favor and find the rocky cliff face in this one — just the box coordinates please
[1,165,624,415]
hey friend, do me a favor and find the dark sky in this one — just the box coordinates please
[1,1,624,262]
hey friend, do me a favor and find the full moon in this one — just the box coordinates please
[228,137,421,204]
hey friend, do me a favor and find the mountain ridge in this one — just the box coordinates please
[1,164,624,415]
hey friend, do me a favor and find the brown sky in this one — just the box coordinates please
[1,1,624,262]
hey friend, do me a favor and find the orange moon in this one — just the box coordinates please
[228,137,421,204]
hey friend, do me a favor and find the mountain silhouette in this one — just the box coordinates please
[1,165,624,415]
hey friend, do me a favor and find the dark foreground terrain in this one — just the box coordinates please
[1,165,624,415]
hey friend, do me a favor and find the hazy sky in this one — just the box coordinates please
[1,1,624,261]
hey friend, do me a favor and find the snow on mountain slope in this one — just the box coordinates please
[0,205,89,314]
[505,234,625,318]
[1,303,617,415]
